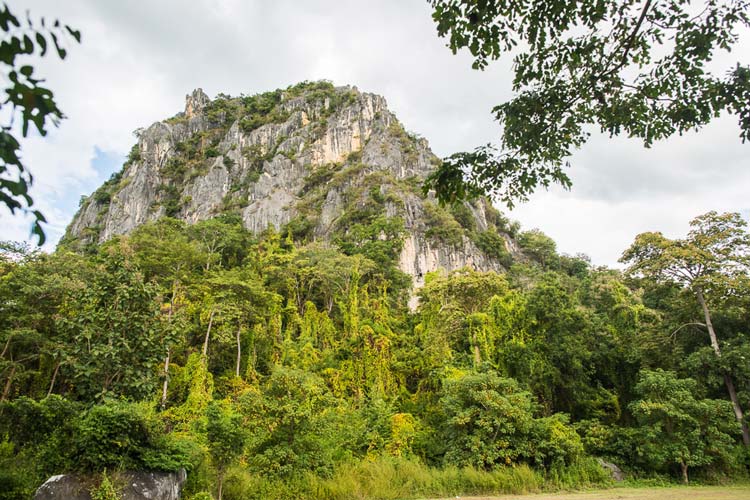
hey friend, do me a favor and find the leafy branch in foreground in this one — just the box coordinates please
[0,3,81,244]
[426,0,750,205]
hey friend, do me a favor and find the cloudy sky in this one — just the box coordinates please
[4,0,749,267]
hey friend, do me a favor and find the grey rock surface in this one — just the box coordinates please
[597,458,625,481]
[34,475,90,500]
[33,469,187,500]
[119,469,187,500]
[64,84,522,296]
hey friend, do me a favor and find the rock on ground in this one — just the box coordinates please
[34,469,187,500]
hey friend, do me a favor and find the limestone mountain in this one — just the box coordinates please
[63,81,521,290]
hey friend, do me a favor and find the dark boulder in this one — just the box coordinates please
[34,469,187,500]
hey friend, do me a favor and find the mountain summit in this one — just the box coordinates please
[64,81,520,291]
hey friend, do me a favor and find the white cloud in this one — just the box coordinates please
[6,0,749,267]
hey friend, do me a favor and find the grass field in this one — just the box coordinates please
[427,485,750,500]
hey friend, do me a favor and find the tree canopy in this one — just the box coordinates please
[621,211,750,445]
[425,0,750,205]
[2,211,750,497]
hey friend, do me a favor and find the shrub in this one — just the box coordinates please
[423,202,464,247]
[206,401,245,499]
[518,229,559,269]
[125,144,141,165]
[532,414,584,467]
[90,471,120,500]
[72,401,190,472]
[473,229,513,267]
[188,493,213,500]
[240,368,335,478]
[441,371,536,469]
[628,369,739,482]
[450,202,476,232]
[0,395,81,449]
[0,440,38,500]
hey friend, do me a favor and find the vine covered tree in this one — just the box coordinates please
[206,401,245,500]
[425,0,750,205]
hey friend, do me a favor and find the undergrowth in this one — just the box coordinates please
[201,456,610,500]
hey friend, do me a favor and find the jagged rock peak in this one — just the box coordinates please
[185,88,210,118]
[63,81,522,293]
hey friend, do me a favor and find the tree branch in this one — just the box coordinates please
[669,322,707,340]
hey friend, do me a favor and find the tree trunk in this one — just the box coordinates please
[472,335,481,366]
[696,287,722,356]
[160,348,171,410]
[161,282,178,410]
[696,287,750,446]
[47,361,60,397]
[1,364,15,402]
[0,336,11,359]
[235,323,242,378]
[202,308,215,359]
[680,460,689,484]
[724,373,750,446]
[217,473,224,500]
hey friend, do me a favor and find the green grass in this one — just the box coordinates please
[207,456,611,500]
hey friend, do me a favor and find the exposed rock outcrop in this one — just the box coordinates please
[63,82,521,289]
[34,469,187,500]
[597,459,625,481]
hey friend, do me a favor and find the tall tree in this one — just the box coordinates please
[207,266,279,377]
[206,401,245,500]
[630,369,737,483]
[0,243,91,399]
[128,219,204,408]
[621,211,750,445]
[425,0,750,205]
[59,248,171,400]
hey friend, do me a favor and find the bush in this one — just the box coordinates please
[0,395,81,448]
[441,371,536,469]
[450,202,476,232]
[0,440,36,500]
[90,471,120,500]
[473,229,513,267]
[239,368,335,478]
[423,202,464,247]
[532,414,584,467]
[71,401,190,473]
[188,493,213,500]
[126,144,141,165]
[518,229,559,268]
[628,369,739,482]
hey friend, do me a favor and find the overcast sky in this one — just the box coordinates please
[4,0,749,267]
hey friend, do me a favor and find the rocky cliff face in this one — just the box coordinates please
[64,82,520,290]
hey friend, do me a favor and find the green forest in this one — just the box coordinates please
[2,209,749,499]
[2,0,750,498]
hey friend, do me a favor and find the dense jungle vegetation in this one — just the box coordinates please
[1,210,749,500]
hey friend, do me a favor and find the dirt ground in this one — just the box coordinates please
[427,485,750,500]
